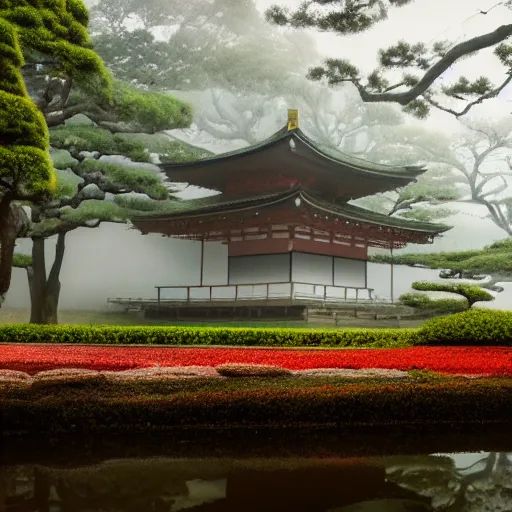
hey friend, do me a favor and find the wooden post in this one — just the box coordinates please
[187,287,190,302]
[200,239,205,287]
[157,287,161,304]
[390,246,395,303]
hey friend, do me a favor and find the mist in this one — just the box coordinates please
[4,0,512,315]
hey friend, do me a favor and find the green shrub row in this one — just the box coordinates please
[2,309,511,347]
[3,379,512,434]
[0,324,414,348]
[418,308,512,346]
[412,281,494,305]
[398,292,468,312]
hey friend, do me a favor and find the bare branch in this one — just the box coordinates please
[45,103,99,127]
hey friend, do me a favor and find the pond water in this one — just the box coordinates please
[2,428,512,511]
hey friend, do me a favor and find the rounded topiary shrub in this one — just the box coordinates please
[412,281,494,305]
[418,309,512,346]
[399,292,468,313]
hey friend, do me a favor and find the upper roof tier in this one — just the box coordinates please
[161,123,427,201]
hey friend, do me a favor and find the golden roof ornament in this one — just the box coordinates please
[287,109,298,131]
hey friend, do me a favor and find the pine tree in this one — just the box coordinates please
[266,1,512,118]
[0,0,111,307]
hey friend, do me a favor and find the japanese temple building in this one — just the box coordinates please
[127,111,451,316]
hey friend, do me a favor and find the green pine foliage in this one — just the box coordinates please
[112,81,193,132]
[59,200,128,225]
[116,133,213,164]
[266,2,512,118]
[398,293,468,313]
[65,81,194,133]
[370,239,512,275]
[411,281,494,305]
[49,126,213,163]
[2,0,112,102]
[12,252,32,268]
[54,168,81,197]
[76,159,169,200]
[0,17,54,198]
[113,195,179,215]
[0,0,112,200]
[49,126,151,162]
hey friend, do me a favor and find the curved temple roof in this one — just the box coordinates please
[160,126,428,200]
[132,187,451,245]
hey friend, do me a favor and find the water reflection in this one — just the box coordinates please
[1,452,511,511]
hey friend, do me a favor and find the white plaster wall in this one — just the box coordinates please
[228,254,290,285]
[334,258,366,288]
[4,224,228,310]
[367,262,441,301]
[202,242,228,286]
[292,253,332,285]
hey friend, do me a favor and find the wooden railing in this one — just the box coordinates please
[153,282,375,304]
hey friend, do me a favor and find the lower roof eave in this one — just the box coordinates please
[131,188,452,240]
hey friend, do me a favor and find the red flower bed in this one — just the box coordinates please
[0,345,512,375]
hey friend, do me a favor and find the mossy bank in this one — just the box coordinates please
[2,375,512,435]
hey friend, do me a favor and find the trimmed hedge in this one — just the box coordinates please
[398,292,468,312]
[2,309,512,347]
[418,309,512,346]
[0,324,415,348]
[3,379,512,434]
[411,281,494,305]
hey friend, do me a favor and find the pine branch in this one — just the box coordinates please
[310,23,512,111]
[424,72,512,117]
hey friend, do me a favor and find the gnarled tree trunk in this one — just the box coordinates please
[0,194,29,309]
[29,233,66,324]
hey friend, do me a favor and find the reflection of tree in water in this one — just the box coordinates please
[0,460,228,512]
[386,452,512,511]
[0,458,430,512]
[2,454,512,512]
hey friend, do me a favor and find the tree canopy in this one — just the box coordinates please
[0,0,112,305]
[15,124,211,324]
[0,0,198,314]
[0,0,112,203]
[89,0,320,94]
[266,0,512,118]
